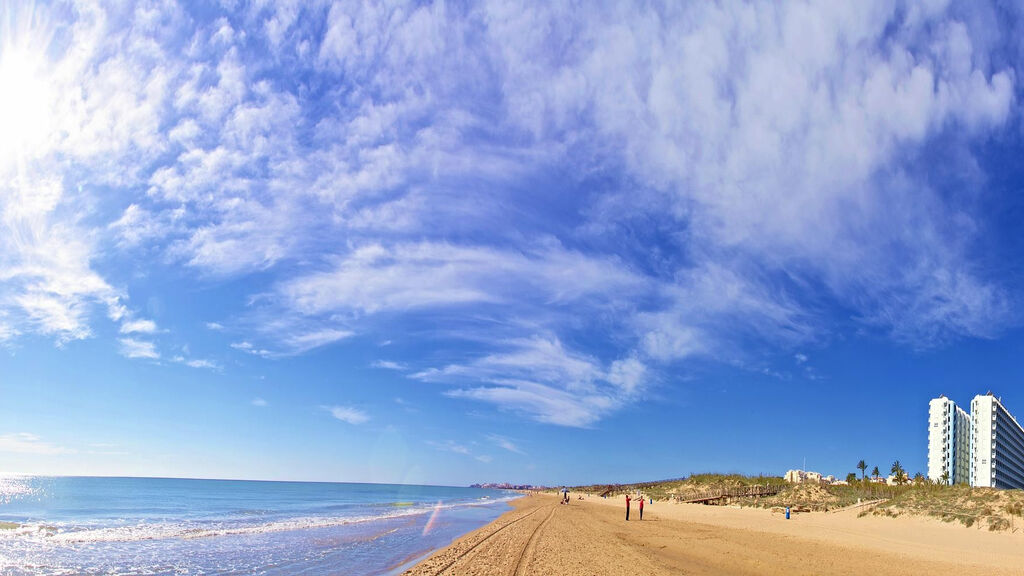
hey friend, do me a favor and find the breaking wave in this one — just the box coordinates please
[1,497,517,545]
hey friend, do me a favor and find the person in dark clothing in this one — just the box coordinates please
[625,494,631,520]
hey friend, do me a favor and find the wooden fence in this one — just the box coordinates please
[676,484,783,504]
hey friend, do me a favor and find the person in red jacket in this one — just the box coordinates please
[638,495,644,520]
[625,494,631,521]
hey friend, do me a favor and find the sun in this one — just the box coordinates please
[0,44,54,169]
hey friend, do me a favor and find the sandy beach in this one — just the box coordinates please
[403,492,1024,575]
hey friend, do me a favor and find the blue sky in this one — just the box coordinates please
[3,0,1024,486]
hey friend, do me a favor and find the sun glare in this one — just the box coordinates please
[0,46,53,167]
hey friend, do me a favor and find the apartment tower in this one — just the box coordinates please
[927,396,970,485]
[970,394,1024,489]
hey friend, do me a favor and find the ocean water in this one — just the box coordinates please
[0,476,517,575]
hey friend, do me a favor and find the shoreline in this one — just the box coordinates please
[402,492,1024,575]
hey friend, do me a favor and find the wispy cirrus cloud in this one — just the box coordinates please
[415,337,647,427]
[118,338,159,360]
[427,439,492,463]
[2,0,1021,431]
[277,241,646,317]
[322,405,370,425]
[0,433,70,455]
[171,356,218,370]
[119,318,158,335]
[487,434,525,455]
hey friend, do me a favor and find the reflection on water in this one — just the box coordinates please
[0,476,515,576]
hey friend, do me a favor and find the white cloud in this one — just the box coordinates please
[487,434,525,455]
[425,438,495,462]
[607,357,646,397]
[416,336,647,427]
[372,360,407,370]
[278,241,647,317]
[281,328,354,354]
[0,433,69,455]
[427,439,491,462]
[0,1,184,351]
[119,318,158,334]
[488,1,1013,347]
[230,341,273,358]
[109,204,174,249]
[251,397,268,407]
[0,177,118,345]
[118,338,159,360]
[446,379,612,428]
[0,319,18,342]
[0,0,1017,432]
[638,261,817,362]
[228,324,355,358]
[323,405,370,425]
[171,356,219,370]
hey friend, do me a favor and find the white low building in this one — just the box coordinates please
[784,469,832,484]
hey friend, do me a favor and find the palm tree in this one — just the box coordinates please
[871,466,880,480]
[913,472,924,485]
[891,461,906,485]
[940,470,950,486]
[857,460,867,480]
[846,472,857,484]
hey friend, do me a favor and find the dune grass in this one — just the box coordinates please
[571,473,786,502]
[862,484,1024,531]
[571,474,1024,532]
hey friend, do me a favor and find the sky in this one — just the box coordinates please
[3,0,1024,487]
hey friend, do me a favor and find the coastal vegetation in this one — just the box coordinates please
[863,484,1024,531]
[570,473,1024,532]
[571,473,787,502]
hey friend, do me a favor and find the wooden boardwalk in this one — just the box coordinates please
[677,484,783,504]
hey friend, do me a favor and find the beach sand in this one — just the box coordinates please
[403,492,1024,575]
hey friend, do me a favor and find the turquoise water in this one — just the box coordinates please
[0,476,516,575]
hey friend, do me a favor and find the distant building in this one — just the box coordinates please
[928,396,970,485]
[970,394,1024,489]
[784,469,834,484]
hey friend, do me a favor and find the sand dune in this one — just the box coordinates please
[403,492,1024,575]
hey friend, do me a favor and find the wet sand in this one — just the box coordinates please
[403,492,1024,575]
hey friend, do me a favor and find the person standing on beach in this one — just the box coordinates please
[625,494,631,521]
[638,495,644,520]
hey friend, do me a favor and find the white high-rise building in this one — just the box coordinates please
[970,394,1024,489]
[927,396,970,485]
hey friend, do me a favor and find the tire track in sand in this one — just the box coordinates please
[511,504,557,576]
[432,505,548,575]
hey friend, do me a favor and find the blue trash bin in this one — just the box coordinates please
[785,507,790,520]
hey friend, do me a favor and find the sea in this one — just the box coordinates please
[0,475,518,575]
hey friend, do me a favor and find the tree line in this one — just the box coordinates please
[844,459,945,486]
